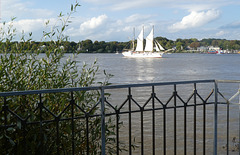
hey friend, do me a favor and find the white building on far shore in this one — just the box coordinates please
[208,46,221,51]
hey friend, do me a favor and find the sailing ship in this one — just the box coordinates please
[122,26,165,58]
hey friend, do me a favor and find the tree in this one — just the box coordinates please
[212,40,218,47]
[176,41,183,51]
[0,2,123,154]
[81,39,93,52]
[189,42,200,50]
[165,42,173,49]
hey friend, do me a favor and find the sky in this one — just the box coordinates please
[1,0,240,42]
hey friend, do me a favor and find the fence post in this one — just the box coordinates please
[214,81,218,155]
[239,84,240,155]
[101,87,106,155]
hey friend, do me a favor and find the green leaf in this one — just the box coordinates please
[62,26,65,32]
[17,120,22,129]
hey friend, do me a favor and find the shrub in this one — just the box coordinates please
[0,1,119,154]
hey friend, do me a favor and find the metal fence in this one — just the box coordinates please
[0,79,240,155]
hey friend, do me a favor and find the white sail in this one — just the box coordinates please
[135,28,144,52]
[155,42,160,51]
[156,41,165,51]
[122,25,164,58]
[144,28,154,51]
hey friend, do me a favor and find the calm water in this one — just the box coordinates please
[73,53,240,154]
[74,53,240,84]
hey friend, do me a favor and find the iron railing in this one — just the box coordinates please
[0,79,240,155]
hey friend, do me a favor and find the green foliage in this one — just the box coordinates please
[1,21,240,53]
[0,1,124,154]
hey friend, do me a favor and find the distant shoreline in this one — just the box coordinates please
[1,37,240,54]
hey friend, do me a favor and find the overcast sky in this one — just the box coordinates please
[1,0,240,42]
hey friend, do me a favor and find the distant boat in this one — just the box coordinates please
[208,50,224,54]
[216,50,223,54]
[122,26,165,58]
[208,50,218,54]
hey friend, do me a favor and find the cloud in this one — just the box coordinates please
[168,10,220,32]
[66,15,110,41]
[174,0,233,11]
[13,19,46,33]
[216,30,228,36]
[0,17,63,40]
[2,0,54,20]
[125,14,153,23]
[2,0,239,41]
[97,0,234,11]
[220,21,240,29]
[111,0,149,11]
[79,15,108,33]
[67,14,148,41]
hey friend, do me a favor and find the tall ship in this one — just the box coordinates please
[122,26,165,58]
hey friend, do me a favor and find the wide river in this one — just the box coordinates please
[74,53,240,84]
[72,53,240,154]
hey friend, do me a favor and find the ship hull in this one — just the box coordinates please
[122,51,163,58]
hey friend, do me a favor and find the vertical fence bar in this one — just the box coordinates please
[203,99,206,155]
[86,115,89,155]
[116,110,120,155]
[56,117,60,155]
[101,87,106,155]
[152,86,155,155]
[39,94,43,154]
[22,119,26,154]
[141,107,144,155]
[3,97,7,125]
[239,84,240,155]
[128,87,132,155]
[194,83,197,155]
[174,84,177,155]
[214,81,218,155]
[227,100,229,155]
[163,104,166,155]
[20,96,27,153]
[3,97,7,154]
[184,99,187,155]
[71,92,75,155]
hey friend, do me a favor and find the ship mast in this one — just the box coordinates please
[143,26,144,52]
[133,27,135,51]
[152,25,154,52]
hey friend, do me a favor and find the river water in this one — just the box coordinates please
[74,53,240,84]
[74,53,240,154]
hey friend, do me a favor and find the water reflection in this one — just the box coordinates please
[133,58,156,81]
[38,53,240,154]
[73,53,240,84]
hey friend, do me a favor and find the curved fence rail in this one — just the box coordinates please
[0,79,240,155]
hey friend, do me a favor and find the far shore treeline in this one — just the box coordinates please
[1,37,240,53]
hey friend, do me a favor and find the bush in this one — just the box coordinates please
[0,1,120,154]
